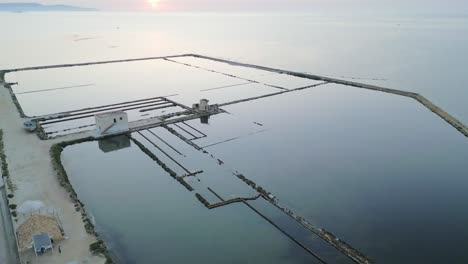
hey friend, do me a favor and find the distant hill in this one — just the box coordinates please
[0,2,98,12]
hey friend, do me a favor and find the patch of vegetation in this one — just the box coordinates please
[11,210,17,218]
[90,240,106,254]
[89,240,113,263]
[8,204,17,210]
[195,193,210,208]
[176,176,194,191]
[234,172,272,200]
[0,129,15,192]
[7,194,13,198]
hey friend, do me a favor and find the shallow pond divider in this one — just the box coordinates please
[50,135,117,264]
[234,172,273,200]
[234,172,371,263]
[1,80,27,118]
[199,187,261,209]
[130,136,194,192]
[195,193,210,208]
[163,125,205,152]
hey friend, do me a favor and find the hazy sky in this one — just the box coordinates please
[7,0,468,13]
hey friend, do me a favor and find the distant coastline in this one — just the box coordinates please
[0,3,98,12]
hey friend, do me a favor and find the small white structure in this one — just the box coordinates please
[193,99,210,111]
[95,111,129,136]
[192,99,219,112]
[199,99,209,111]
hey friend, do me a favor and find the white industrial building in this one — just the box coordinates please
[95,111,129,136]
[193,99,209,111]
[192,99,219,112]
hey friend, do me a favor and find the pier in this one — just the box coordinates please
[18,96,224,140]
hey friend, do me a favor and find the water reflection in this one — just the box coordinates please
[98,135,131,153]
[63,141,325,264]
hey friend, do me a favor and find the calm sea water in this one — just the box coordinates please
[1,12,467,122]
[2,12,468,264]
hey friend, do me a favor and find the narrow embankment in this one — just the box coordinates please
[1,54,191,73]
[191,54,468,138]
[235,172,372,264]
[414,95,468,137]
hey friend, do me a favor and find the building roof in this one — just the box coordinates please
[32,233,52,252]
[95,110,127,118]
[17,214,63,252]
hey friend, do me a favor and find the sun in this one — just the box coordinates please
[148,0,160,9]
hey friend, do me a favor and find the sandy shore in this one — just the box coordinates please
[0,82,105,263]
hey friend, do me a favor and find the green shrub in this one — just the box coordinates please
[89,240,106,254]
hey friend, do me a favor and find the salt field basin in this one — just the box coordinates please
[3,53,468,264]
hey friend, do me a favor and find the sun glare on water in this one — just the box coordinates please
[148,0,160,9]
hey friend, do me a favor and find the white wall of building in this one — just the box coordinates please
[95,111,129,135]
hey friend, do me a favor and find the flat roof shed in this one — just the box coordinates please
[32,232,53,256]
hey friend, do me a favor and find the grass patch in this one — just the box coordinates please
[90,240,113,264]
[0,129,15,192]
